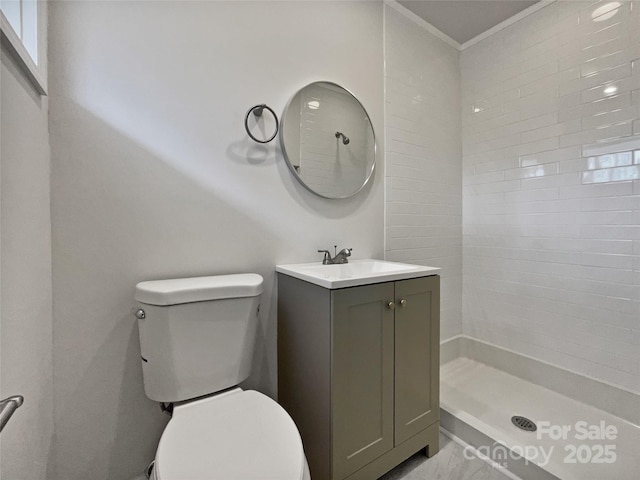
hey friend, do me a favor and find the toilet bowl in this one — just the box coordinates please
[151,389,310,480]
[135,274,310,480]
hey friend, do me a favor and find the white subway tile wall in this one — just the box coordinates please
[462,1,640,392]
[384,5,463,340]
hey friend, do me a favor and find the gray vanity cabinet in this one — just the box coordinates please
[278,274,440,480]
[332,282,395,478]
[393,278,440,444]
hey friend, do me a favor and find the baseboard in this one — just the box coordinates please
[440,333,461,365]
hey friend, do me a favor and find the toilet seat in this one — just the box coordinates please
[153,389,307,480]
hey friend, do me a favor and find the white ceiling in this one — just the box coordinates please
[397,0,539,45]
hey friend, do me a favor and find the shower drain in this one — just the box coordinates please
[511,415,537,432]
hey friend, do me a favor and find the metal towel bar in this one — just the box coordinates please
[0,395,24,433]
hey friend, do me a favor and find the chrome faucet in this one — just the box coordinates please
[318,246,353,265]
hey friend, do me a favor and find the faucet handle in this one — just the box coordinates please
[317,249,331,264]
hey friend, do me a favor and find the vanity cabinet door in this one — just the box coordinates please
[394,276,440,445]
[331,283,395,480]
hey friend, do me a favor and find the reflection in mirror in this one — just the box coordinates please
[280,82,376,199]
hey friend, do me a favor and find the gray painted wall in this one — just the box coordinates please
[48,1,384,478]
[0,49,54,479]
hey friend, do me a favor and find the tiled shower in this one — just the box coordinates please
[385,2,638,477]
[461,0,639,393]
[386,0,639,394]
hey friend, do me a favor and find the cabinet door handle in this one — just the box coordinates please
[400,299,407,307]
[387,301,395,310]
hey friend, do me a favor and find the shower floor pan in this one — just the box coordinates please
[440,357,640,480]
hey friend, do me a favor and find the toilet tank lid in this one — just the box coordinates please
[135,274,263,306]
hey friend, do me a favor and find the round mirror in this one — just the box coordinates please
[280,81,376,199]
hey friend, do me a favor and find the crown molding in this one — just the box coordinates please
[461,0,557,50]
[385,0,559,52]
[384,0,461,51]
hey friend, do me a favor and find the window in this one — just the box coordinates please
[0,0,47,94]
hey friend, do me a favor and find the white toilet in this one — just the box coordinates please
[135,273,311,480]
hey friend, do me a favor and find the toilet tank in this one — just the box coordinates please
[135,274,263,403]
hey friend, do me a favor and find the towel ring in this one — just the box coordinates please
[245,104,279,144]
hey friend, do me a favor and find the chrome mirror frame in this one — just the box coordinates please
[279,81,376,199]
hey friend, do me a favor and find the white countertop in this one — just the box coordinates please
[276,259,440,289]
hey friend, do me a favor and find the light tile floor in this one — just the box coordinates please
[379,433,515,480]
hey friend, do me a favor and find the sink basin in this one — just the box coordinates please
[276,259,440,289]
